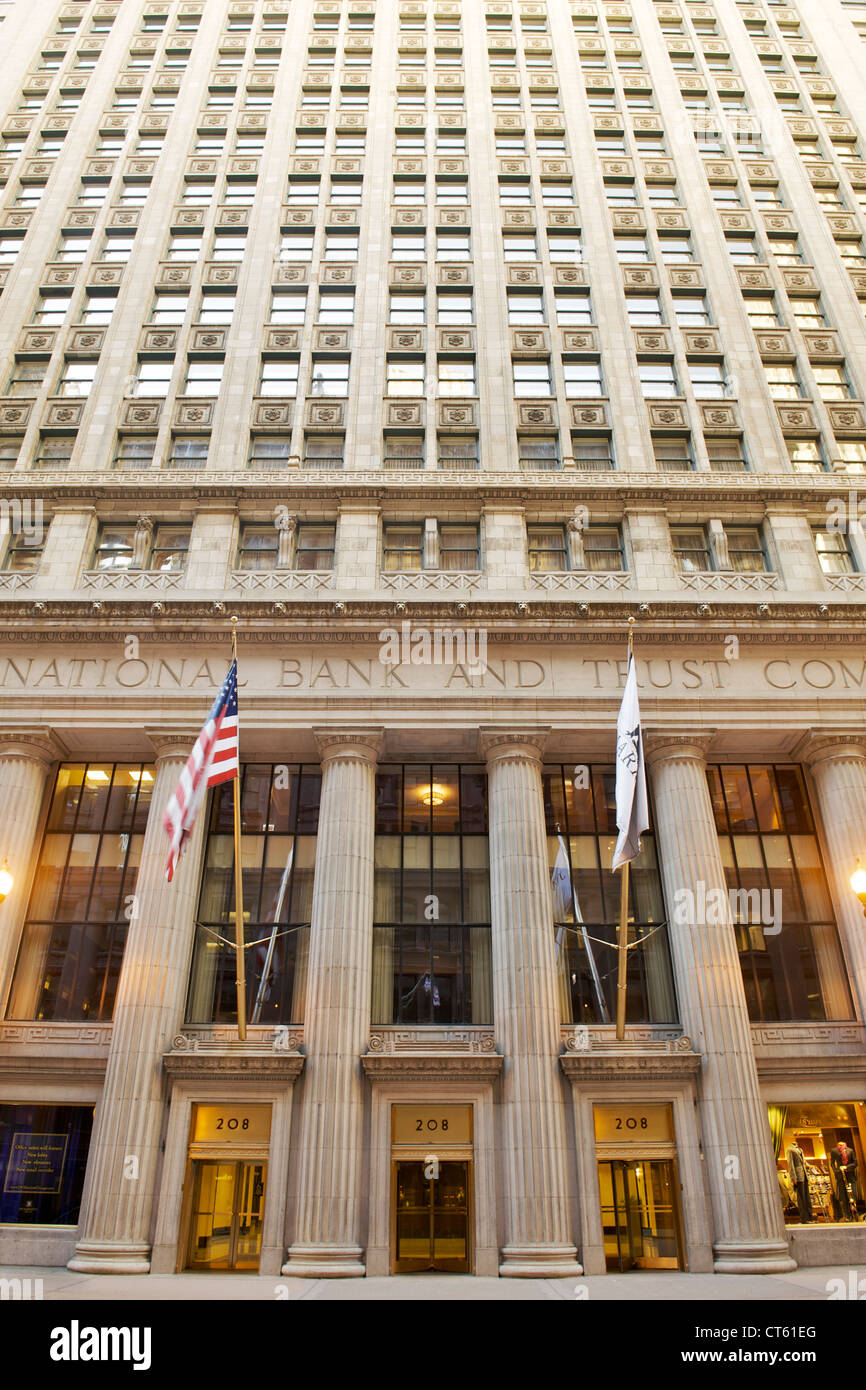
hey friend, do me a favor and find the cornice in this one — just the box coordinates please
[4,605,866,640]
[361,1052,504,1081]
[0,470,862,510]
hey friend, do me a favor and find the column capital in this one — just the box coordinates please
[643,730,717,769]
[312,727,384,765]
[478,727,550,765]
[0,726,64,767]
[144,729,199,762]
[793,728,866,767]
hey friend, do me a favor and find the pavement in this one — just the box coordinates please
[2,1264,865,1300]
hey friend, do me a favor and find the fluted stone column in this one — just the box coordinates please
[69,734,207,1274]
[0,729,59,1015]
[799,732,866,1025]
[645,735,796,1274]
[481,730,582,1277]
[283,729,383,1277]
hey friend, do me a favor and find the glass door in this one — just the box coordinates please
[393,1160,471,1272]
[186,1160,267,1272]
[598,1158,683,1271]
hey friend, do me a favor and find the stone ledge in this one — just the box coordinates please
[787,1223,866,1269]
[560,1049,702,1081]
[163,1050,305,1081]
[362,1052,503,1082]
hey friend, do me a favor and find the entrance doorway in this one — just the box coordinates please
[598,1158,684,1271]
[186,1159,268,1272]
[393,1159,471,1272]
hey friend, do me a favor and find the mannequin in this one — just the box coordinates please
[786,1142,812,1223]
[829,1144,854,1220]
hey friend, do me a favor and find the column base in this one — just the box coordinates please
[68,1241,151,1275]
[499,1244,583,1278]
[282,1243,365,1278]
[712,1240,797,1275]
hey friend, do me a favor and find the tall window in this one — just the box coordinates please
[8,764,153,1021]
[707,766,852,1022]
[188,765,321,1026]
[373,766,491,1025]
[542,766,675,1025]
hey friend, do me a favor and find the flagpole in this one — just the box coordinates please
[615,617,636,1042]
[231,615,247,1041]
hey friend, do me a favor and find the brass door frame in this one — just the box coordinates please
[599,1156,686,1273]
[390,1158,473,1274]
[181,1157,268,1273]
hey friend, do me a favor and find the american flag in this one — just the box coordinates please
[163,659,239,882]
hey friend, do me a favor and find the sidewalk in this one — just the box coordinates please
[2,1265,864,1300]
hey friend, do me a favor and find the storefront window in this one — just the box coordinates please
[0,1104,94,1225]
[187,764,320,1026]
[708,765,853,1022]
[770,1101,866,1226]
[543,765,677,1025]
[7,765,152,1021]
[373,765,492,1025]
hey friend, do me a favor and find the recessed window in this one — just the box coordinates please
[438,436,478,471]
[640,363,678,398]
[384,434,424,470]
[813,528,855,576]
[813,364,852,401]
[270,292,306,325]
[310,359,350,396]
[689,362,727,399]
[304,435,344,468]
[507,292,544,326]
[614,237,649,264]
[34,294,72,326]
[114,436,156,469]
[503,235,537,261]
[279,233,314,261]
[564,360,603,397]
[672,526,710,573]
[554,291,592,327]
[183,360,223,396]
[582,527,624,572]
[528,525,567,571]
[706,438,747,473]
[390,294,426,325]
[727,527,768,573]
[5,360,48,397]
[169,436,209,469]
[317,292,354,324]
[787,439,824,473]
[248,437,290,469]
[387,357,425,396]
[198,293,235,324]
[626,295,663,327]
[518,435,559,470]
[134,360,174,397]
[57,361,98,398]
[548,234,583,264]
[441,524,479,571]
[438,359,476,396]
[392,233,426,260]
[765,364,802,401]
[260,359,299,397]
[383,523,423,571]
[653,436,693,472]
[324,233,358,261]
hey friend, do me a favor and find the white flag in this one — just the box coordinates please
[551,834,575,922]
[611,651,649,872]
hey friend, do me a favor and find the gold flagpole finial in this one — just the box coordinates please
[230,612,239,659]
[627,613,636,656]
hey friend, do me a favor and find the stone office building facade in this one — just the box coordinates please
[0,0,865,1278]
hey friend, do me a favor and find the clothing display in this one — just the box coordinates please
[786,1144,812,1223]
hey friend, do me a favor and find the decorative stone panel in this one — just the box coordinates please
[553,266,588,288]
[391,208,425,228]
[506,266,540,287]
[305,400,345,428]
[190,329,228,352]
[274,264,310,285]
[120,400,162,430]
[386,329,424,353]
[62,211,98,232]
[140,329,178,353]
[776,403,817,431]
[517,402,557,429]
[501,209,536,231]
[700,403,742,433]
[0,403,32,431]
[43,400,84,429]
[42,265,78,289]
[438,402,476,428]
[736,265,773,293]
[171,208,206,230]
[648,402,687,429]
[802,332,843,361]
[215,207,249,230]
[600,158,635,181]
[314,329,351,353]
[655,210,687,232]
[386,402,423,427]
[264,329,300,352]
[561,329,598,353]
[124,159,157,182]
[682,330,722,356]
[107,209,140,231]
[204,263,238,288]
[622,266,659,290]
[173,400,214,430]
[18,328,57,354]
[703,159,737,184]
[319,265,355,287]
[436,265,472,287]
[782,268,818,295]
[86,265,124,290]
[762,212,795,236]
[634,329,673,356]
[754,331,796,360]
[185,158,218,180]
[511,329,549,355]
[827,404,866,434]
[252,400,293,430]
[389,264,425,289]
[807,163,840,187]
[611,210,646,233]
[67,329,106,356]
[546,210,578,230]
[571,403,609,429]
[157,263,193,290]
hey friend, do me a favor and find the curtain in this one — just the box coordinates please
[767,1104,788,1160]
[372,929,395,1024]
[470,929,493,1024]
[290,924,310,1023]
